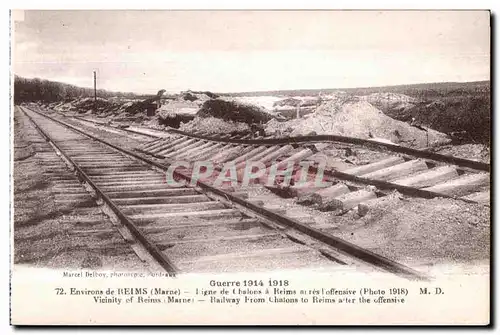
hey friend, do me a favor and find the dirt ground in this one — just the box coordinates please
[434,144,490,164]
[245,184,490,276]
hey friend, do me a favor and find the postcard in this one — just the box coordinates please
[10,9,491,325]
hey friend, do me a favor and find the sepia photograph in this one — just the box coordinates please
[10,9,491,325]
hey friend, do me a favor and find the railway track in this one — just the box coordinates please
[139,129,489,208]
[18,105,429,280]
[14,107,157,271]
[62,111,490,212]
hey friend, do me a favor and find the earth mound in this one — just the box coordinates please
[156,101,199,128]
[266,99,451,148]
[197,98,273,124]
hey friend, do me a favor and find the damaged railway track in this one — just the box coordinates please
[19,105,430,280]
[67,113,489,212]
[136,127,490,208]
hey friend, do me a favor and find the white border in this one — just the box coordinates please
[3,1,497,331]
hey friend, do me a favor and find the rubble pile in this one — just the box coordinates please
[265,97,451,148]
[37,87,463,150]
[48,97,138,115]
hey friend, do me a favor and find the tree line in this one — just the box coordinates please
[13,75,144,104]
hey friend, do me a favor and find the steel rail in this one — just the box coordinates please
[65,111,485,204]
[68,115,485,203]
[19,107,179,275]
[72,114,489,171]
[163,128,490,172]
[71,115,158,139]
[317,168,479,204]
[27,107,430,281]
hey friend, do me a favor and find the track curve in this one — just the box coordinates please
[20,105,430,280]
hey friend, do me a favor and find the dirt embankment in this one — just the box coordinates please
[175,98,274,135]
[39,82,490,149]
[266,97,451,149]
[328,196,490,268]
[48,97,138,115]
[156,101,199,128]
[369,92,491,145]
[247,184,489,271]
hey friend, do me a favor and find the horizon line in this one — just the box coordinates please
[13,74,490,96]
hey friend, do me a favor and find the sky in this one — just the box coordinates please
[12,10,490,94]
